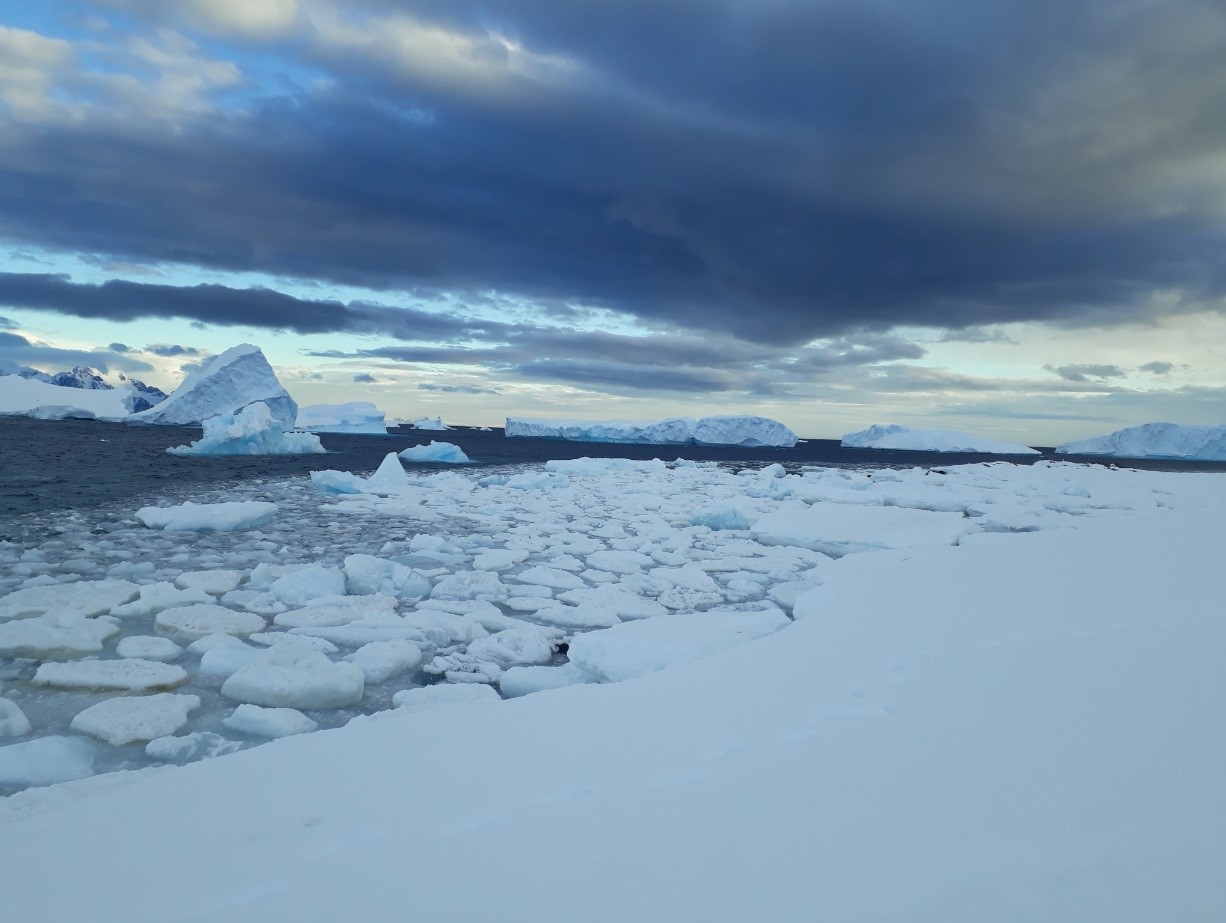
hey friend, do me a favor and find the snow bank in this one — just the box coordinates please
[296,402,388,435]
[506,415,798,447]
[131,344,298,426]
[752,502,970,557]
[135,500,278,532]
[167,402,325,456]
[0,375,132,419]
[1056,422,1226,460]
[399,441,471,463]
[841,423,1039,455]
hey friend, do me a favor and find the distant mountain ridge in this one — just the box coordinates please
[0,363,167,412]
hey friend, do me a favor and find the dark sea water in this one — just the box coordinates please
[1,417,1222,518]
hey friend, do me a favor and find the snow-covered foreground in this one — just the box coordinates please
[1,458,1223,920]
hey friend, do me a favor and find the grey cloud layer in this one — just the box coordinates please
[0,0,1224,345]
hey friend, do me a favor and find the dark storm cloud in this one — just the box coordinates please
[2,1,1226,344]
[0,330,153,374]
[108,342,133,352]
[145,344,202,357]
[511,359,739,393]
[353,373,378,383]
[0,316,16,330]
[418,383,500,395]
[1046,364,1127,382]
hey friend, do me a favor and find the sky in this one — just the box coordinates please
[0,0,1224,442]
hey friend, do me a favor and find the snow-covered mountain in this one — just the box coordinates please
[0,363,168,416]
[131,344,297,426]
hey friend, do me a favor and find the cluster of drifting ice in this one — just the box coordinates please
[167,402,325,456]
[0,451,1191,800]
[399,442,471,464]
[506,414,799,447]
[132,344,298,426]
[841,423,1039,455]
[1056,422,1226,460]
[296,402,388,435]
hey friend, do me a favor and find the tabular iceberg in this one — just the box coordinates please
[167,402,325,456]
[131,344,298,426]
[1055,422,1226,460]
[505,414,798,447]
[841,423,1039,455]
[297,402,388,434]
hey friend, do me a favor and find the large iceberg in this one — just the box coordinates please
[1055,422,1226,461]
[505,414,798,447]
[131,344,298,426]
[296,402,388,435]
[842,424,1039,455]
[167,402,324,456]
[399,441,470,463]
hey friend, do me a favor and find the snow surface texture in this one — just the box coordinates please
[0,375,133,420]
[0,459,1222,920]
[296,402,388,435]
[1056,421,1226,460]
[130,344,297,426]
[505,415,799,447]
[841,423,1040,455]
[167,402,325,456]
[399,441,471,463]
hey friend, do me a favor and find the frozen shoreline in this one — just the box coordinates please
[1,458,1223,919]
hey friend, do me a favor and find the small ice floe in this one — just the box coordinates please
[499,663,593,698]
[71,694,201,745]
[116,636,183,662]
[345,640,424,684]
[399,441,471,463]
[32,659,189,692]
[224,704,317,738]
[0,614,121,659]
[0,698,32,737]
[136,500,278,532]
[0,736,97,786]
[221,646,365,709]
[155,604,267,642]
[0,579,139,620]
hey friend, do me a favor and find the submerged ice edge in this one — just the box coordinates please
[0,456,1182,793]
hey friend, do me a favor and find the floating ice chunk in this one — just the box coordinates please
[523,605,622,631]
[0,613,120,659]
[365,452,410,490]
[309,470,366,495]
[503,472,570,490]
[472,549,529,572]
[345,640,424,683]
[431,570,508,603]
[110,582,213,617]
[466,627,556,669]
[71,693,200,746]
[0,736,96,786]
[116,636,183,661]
[146,732,244,763]
[543,457,659,475]
[248,633,339,654]
[391,683,499,713]
[270,565,346,607]
[841,423,1039,455]
[568,605,791,683]
[186,633,249,656]
[224,704,317,738]
[0,579,139,620]
[1055,422,1226,460]
[273,595,398,629]
[689,505,751,531]
[401,610,489,646]
[287,614,428,647]
[297,401,387,434]
[167,402,325,456]
[399,441,471,463]
[408,416,450,430]
[585,550,654,575]
[500,663,593,698]
[752,503,971,557]
[648,565,721,593]
[131,344,298,427]
[136,501,278,532]
[156,604,267,641]
[32,658,189,692]
[343,555,431,599]
[221,646,365,709]
[0,698,32,736]
[198,641,264,679]
[174,570,244,596]
[555,585,668,621]
[513,566,585,591]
